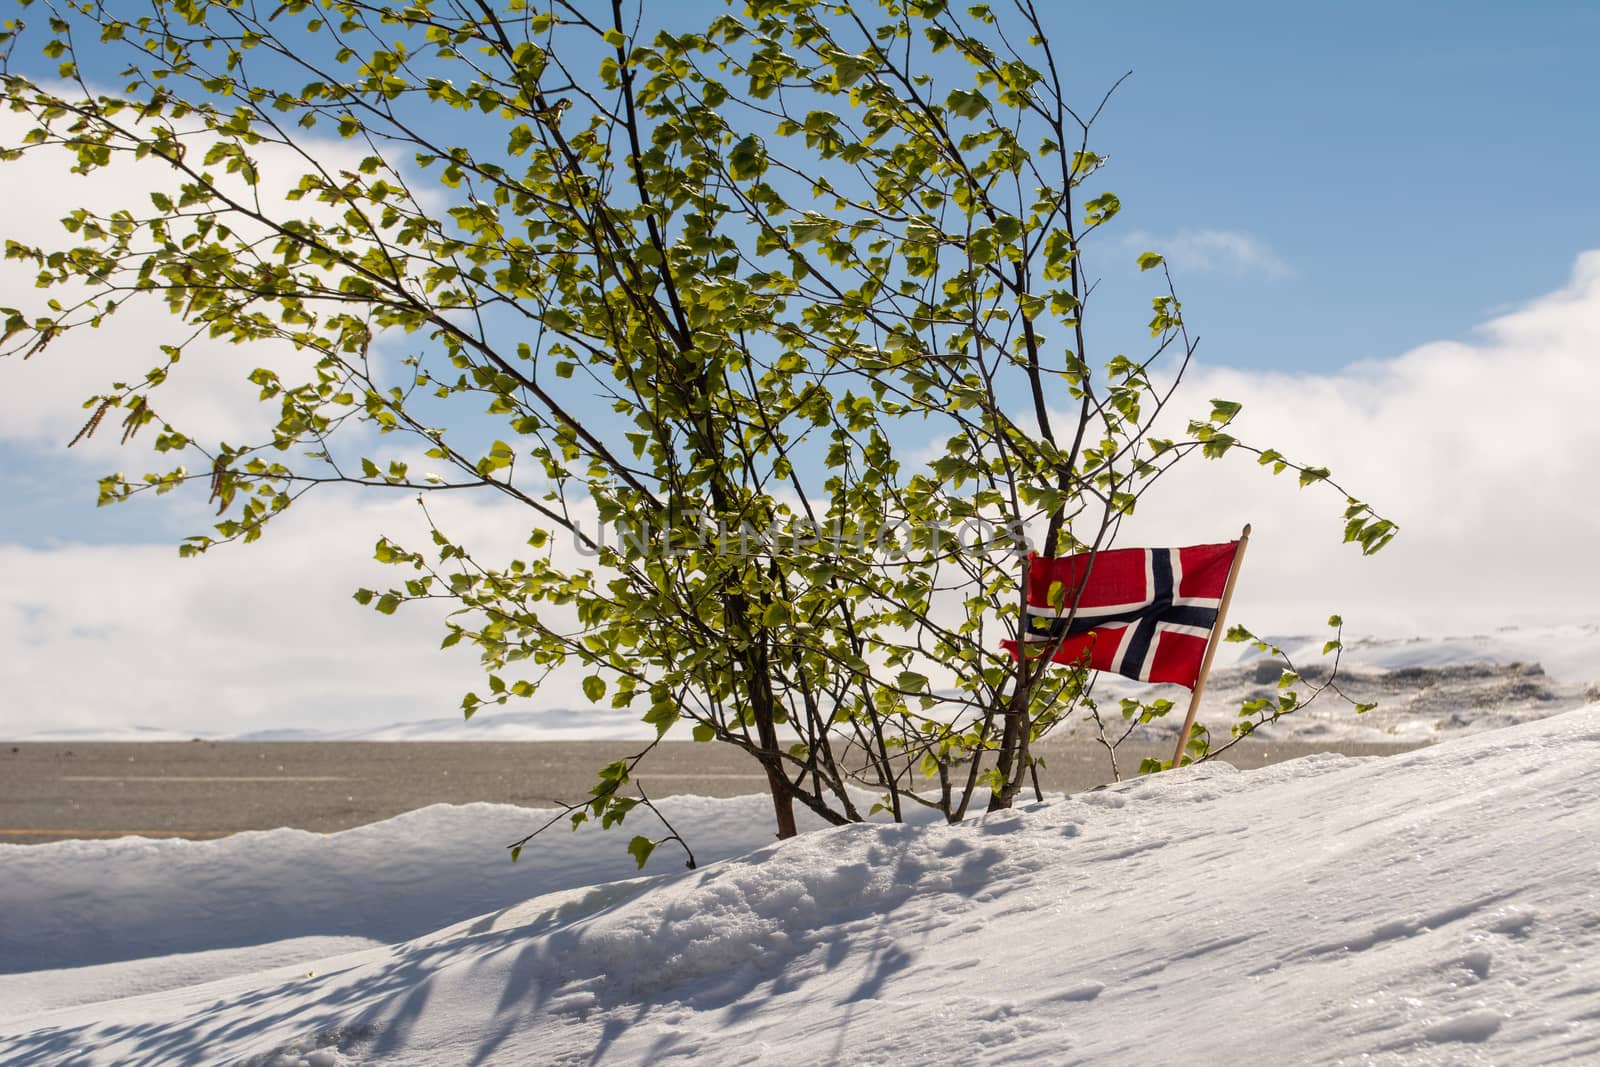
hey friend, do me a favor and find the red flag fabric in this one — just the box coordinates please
[1001,541,1240,688]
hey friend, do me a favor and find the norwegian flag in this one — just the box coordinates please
[1003,540,1242,688]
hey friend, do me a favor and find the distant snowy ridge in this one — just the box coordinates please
[4,702,1598,1064]
[1259,624,1600,684]
[14,625,1594,745]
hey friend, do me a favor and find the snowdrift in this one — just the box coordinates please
[4,703,1599,1065]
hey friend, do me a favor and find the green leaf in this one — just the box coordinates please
[1298,465,1331,487]
[729,135,767,181]
[1209,398,1242,423]
[946,88,988,119]
[1137,252,1164,272]
[1084,192,1120,225]
[626,835,657,869]
[583,675,606,702]
[897,670,930,693]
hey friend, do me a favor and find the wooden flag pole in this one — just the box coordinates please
[1170,523,1252,768]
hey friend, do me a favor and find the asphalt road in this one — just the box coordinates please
[0,738,1425,845]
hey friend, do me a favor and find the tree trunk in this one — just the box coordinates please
[762,760,799,839]
[988,681,1031,812]
[746,644,799,838]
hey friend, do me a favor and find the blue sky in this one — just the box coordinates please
[1,1,1597,735]
[8,0,1598,543]
[1042,0,1600,371]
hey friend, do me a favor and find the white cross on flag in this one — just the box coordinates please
[1003,540,1243,688]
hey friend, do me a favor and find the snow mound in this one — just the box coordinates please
[0,797,871,981]
[4,704,1599,1064]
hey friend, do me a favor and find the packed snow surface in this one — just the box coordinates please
[5,700,1600,1065]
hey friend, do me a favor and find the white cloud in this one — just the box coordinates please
[0,97,611,738]
[0,100,427,459]
[3,94,1597,735]
[7,243,1598,734]
[1122,227,1293,279]
[0,490,615,737]
[10,239,1599,736]
[1112,250,1600,638]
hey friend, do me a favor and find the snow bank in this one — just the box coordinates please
[4,703,1599,1065]
[0,797,872,984]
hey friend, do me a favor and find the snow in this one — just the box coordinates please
[6,694,1600,1063]
[0,798,864,990]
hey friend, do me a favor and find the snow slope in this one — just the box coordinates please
[0,797,875,1010]
[4,702,1599,1065]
